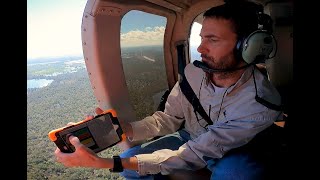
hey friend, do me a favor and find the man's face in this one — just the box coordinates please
[197,17,239,70]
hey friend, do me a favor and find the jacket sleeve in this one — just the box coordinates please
[135,109,279,175]
[129,82,185,141]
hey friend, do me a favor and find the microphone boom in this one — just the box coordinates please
[193,60,251,73]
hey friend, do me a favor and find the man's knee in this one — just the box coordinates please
[117,138,148,151]
[120,145,142,158]
[210,152,266,180]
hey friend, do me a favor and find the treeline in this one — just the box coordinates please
[27,68,125,180]
[121,48,168,119]
[27,47,168,179]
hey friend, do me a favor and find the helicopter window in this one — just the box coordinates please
[120,10,168,119]
[189,21,202,63]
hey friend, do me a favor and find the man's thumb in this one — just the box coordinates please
[68,135,81,147]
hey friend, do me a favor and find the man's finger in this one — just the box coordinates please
[55,147,61,154]
[84,115,94,121]
[95,107,104,115]
[67,122,76,126]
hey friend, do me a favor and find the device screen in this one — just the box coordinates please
[49,110,124,153]
[65,126,98,150]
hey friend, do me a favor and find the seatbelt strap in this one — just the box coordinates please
[179,73,213,125]
[176,42,212,125]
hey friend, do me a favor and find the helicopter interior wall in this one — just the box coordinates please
[82,0,178,124]
[265,1,293,118]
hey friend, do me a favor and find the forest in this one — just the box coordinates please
[27,46,168,180]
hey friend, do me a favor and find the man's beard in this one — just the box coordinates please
[200,54,241,78]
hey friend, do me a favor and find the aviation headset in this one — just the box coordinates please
[231,1,282,111]
[233,1,277,64]
[193,1,282,111]
[195,1,277,71]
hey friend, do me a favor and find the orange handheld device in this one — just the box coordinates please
[48,109,126,153]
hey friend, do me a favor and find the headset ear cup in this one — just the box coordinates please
[235,38,244,61]
[241,30,276,64]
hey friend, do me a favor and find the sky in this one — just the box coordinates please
[27,0,87,59]
[27,0,202,60]
[120,10,167,47]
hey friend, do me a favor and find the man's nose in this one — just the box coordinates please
[197,42,208,54]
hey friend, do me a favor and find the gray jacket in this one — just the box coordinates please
[130,63,282,175]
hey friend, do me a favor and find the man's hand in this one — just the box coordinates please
[54,108,139,170]
[95,107,133,137]
[55,135,113,168]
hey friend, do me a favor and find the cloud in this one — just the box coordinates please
[121,26,165,47]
